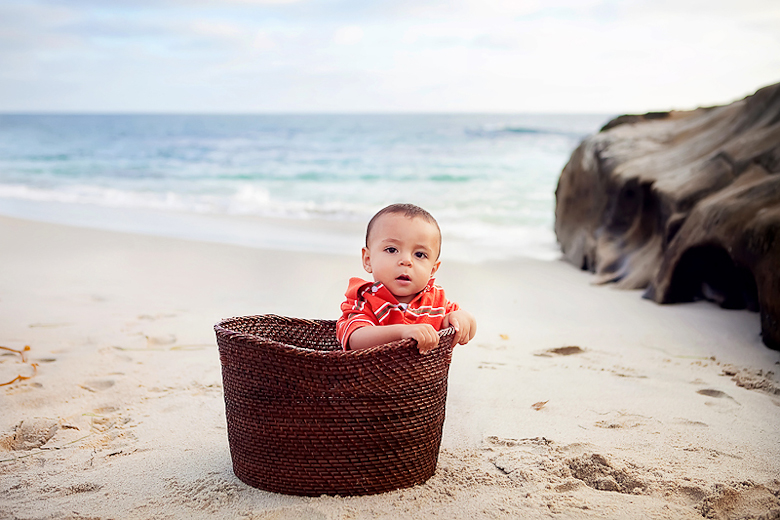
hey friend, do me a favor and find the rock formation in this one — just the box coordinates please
[555,83,780,350]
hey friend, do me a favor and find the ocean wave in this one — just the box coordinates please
[0,182,371,223]
[467,123,586,139]
[0,183,213,213]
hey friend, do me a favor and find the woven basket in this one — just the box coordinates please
[215,314,456,496]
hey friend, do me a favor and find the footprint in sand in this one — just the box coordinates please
[699,482,780,518]
[696,389,732,399]
[567,453,648,494]
[138,313,178,321]
[1,418,59,451]
[79,379,116,392]
[672,417,709,428]
[146,334,177,347]
[477,362,508,370]
[696,388,740,408]
[535,346,585,357]
[93,406,119,414]
[592,411,651,430]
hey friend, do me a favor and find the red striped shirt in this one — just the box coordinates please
[336,277,459,350]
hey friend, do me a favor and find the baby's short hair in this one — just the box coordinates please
[366,203,442,257]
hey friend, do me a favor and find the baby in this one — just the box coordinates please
[336,203,477,353]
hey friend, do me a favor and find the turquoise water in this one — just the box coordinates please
[0,113,610,260]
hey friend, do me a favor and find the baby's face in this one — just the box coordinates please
[362,213,441,304]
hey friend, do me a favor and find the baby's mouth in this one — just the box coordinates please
[396,274,411,282]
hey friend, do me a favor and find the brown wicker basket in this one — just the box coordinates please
[215,314,456,496]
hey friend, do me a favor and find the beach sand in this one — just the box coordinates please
[1,214,779,519]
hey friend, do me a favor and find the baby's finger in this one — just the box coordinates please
[448,315,460,332]
[457,325,471,345]
[419,331,439,354]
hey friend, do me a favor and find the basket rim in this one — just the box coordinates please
[214,314,456,358]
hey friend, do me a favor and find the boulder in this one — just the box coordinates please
[555,83,780,350]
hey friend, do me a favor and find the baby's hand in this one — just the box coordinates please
[401,323,440,354]
[443,310,477,345]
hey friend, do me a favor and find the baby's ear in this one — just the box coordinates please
[430,259,441,276]
[361,247,372,273]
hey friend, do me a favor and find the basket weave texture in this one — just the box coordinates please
[215,314,456,496]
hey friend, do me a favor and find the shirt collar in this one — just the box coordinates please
[367,277,436,305]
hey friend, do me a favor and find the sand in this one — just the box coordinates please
[1,214,779,519]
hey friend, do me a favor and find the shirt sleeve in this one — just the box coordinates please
[445,299,460,314]
[336,278,378,350]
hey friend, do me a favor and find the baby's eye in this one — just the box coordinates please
[384,247,398,254]
[414,251,428,259]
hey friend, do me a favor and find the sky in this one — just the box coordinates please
[1,0,778,114]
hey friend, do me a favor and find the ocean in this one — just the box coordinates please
[0,113,611,262]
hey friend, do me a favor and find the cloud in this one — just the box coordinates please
[333,25,364,45]
[182,20,277,52]
[0,0,778,112]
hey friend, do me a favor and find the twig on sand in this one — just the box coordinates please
[1,345,30,362]
[0,345,38,386]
